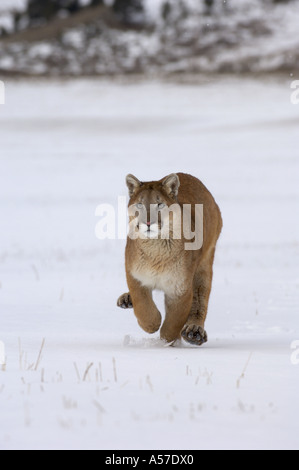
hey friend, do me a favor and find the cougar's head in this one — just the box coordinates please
[126,173,181,240]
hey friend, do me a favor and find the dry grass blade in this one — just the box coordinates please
[236,352,253,389]
[93,400,106,413]
[31,264,40,281]
[99,362,103,382]
[146,375,154,393]
[73,362,81,382]
[34,338,46,371]
[83,362,93,382]
[112,357,117,383]
[18,337,24,371]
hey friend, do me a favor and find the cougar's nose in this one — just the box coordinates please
[146,221,151,227]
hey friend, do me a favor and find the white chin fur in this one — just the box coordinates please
[139,223,159,239]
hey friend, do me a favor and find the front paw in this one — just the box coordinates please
[181,325,208,346]
[117,293,133,309]
[138,311,162,334]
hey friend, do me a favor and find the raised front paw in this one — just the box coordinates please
[138,314,162,334]
[181,325,208,346]
[117,293,133,309]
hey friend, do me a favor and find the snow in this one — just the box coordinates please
[0,0,103,11]
[0,0,26,12]
[0,76,298,450]
[0,12,14,33]
[1,1,299,75]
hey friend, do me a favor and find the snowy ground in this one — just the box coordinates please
[0,76,298,450]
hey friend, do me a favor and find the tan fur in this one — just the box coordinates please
[117,173,223,346]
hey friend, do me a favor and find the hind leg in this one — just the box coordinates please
[181,250,215,346]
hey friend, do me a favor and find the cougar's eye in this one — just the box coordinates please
[158,203,165,210]
[136,203,143,210]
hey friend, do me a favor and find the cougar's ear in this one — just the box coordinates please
[126,174,142,198]
[162,174,180,198]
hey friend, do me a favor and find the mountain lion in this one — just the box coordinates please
[117,173,223,346]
